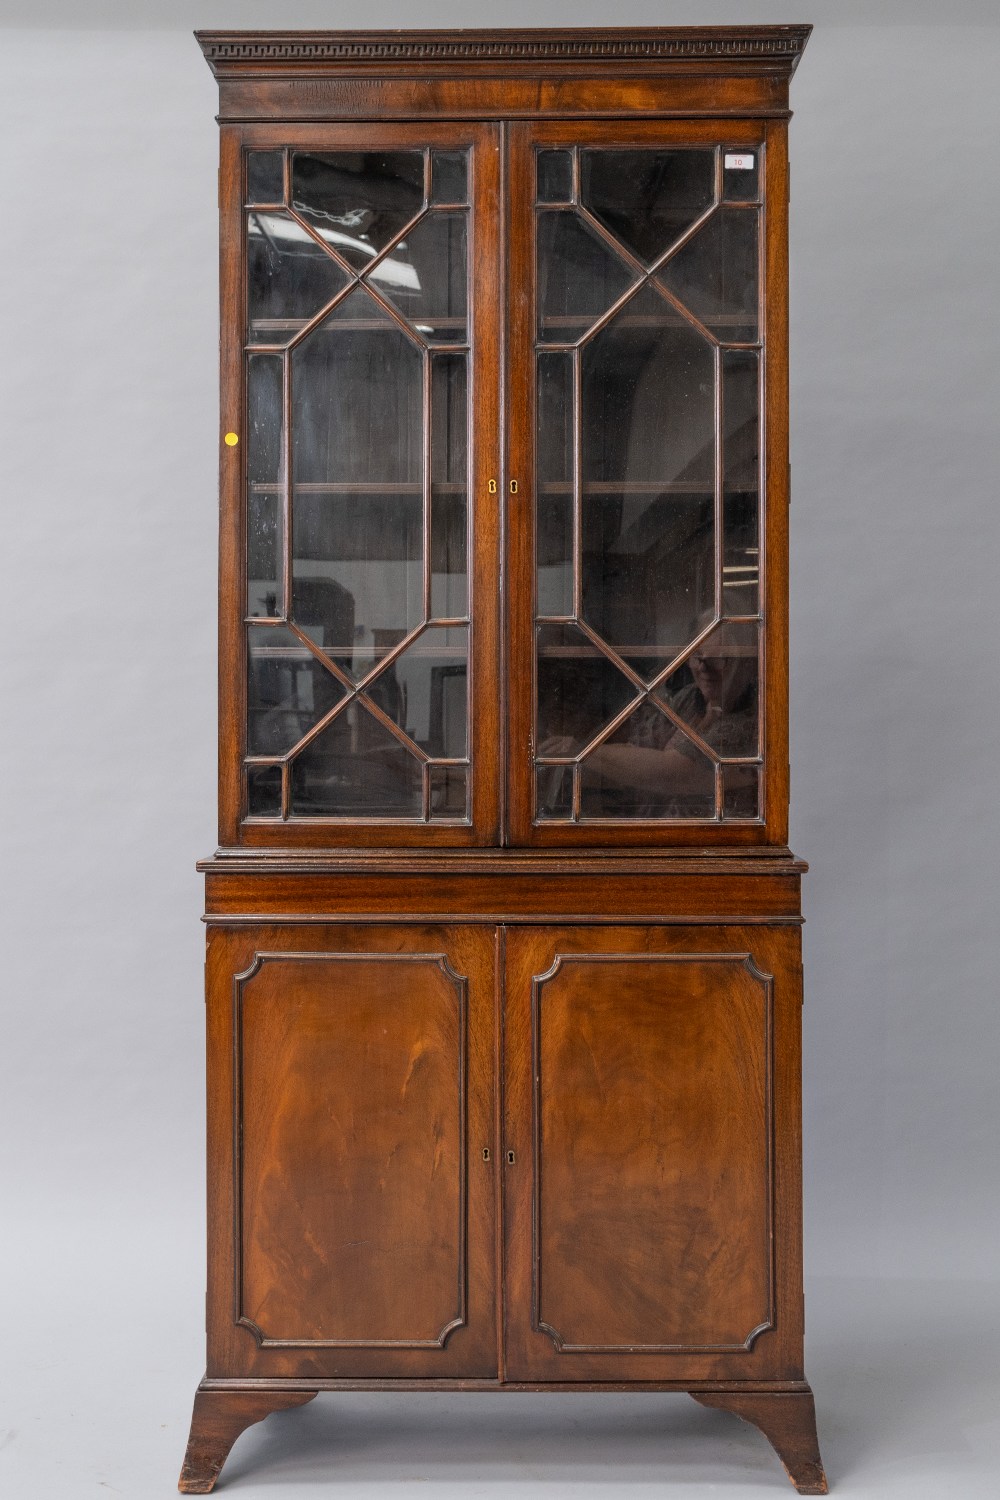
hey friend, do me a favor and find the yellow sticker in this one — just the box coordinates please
[224,431,239,446]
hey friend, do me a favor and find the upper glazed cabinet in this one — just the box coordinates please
[224,115,787,850]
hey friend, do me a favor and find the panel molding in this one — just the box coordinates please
[530,951,775,1354]
[233,950,468,1349]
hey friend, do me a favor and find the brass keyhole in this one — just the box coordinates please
[482,1147,491,1162]
[509,479,519,494]
[488,479,497,494]
[506,1149,516,1165]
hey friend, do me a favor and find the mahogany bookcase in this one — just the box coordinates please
[181,27,826,1495]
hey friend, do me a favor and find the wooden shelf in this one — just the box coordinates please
[250,482,467,495]
[249,316,467,333]
[539,480,716,496]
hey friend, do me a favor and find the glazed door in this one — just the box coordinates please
[221,123,502,846]
[506,121,788,846]
[502,925,804,1383]
[206,923,498,1380]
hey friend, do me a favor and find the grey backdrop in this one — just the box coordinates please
[2,3,998,1496]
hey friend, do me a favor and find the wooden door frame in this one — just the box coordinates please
[504,118,789,847]
[218,121,503,848]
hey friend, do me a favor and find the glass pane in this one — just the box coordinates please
[537,150,573,203]
[374,212,468,343]
[657,206,759,341]
[722,351,760,616]
[247,624,347,757]
[292,287,422,486]
[653,622,760,760]
[722,764,760,817]
[579,283,716,677]
[723,149,759,202]
[289,704,422,817]
[247,491,281,619]
[429,765,468,820]
[537,211,637,343]
[430,353,468,619]
[388,625,469,758]
[247,765,282,816]
[579,702,717,819]
[247,211,349,345]
[292,492,423,680]
[536,623,640,756]
[536,351,574,619]
[291,151,425,272]
[247,355,282,485]
[536,764,573,821]
[247,355,283,617]
[431,152,467,204]
[290,286,424,683]
[246,150,284,205]
[581,149,715,266]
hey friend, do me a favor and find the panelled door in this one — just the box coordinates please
[221,122,502,847]
[502,924,804,1383]
[506,120,788,847]
[206,922,499,1380]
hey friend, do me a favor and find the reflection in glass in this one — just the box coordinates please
[431,152,467,204]
[653,622,760,760]
[291,151,425,272]
[579,702,717,819]
[393,625,469,759]
[247,150,284,205]
[375,212,468,343]
[657,206,759,341]
[537,150,573,204]
[246,625,346,756]
[247,212,349,344]
[722,351,760,615]
[537,211,636,343]
[290,705,421,817]
[581,149,715,266]
[536,624,639,755]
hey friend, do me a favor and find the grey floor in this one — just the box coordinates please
[3,1216,998,1498]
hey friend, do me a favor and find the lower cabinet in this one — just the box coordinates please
[205,920,802,1386]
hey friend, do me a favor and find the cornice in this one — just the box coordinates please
[196,26,811,76]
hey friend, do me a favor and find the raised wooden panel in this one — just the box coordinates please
[237,951,467,1347]
[533,954,772,1351]
[503,925,802,1384]
[206,923,498,1380]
